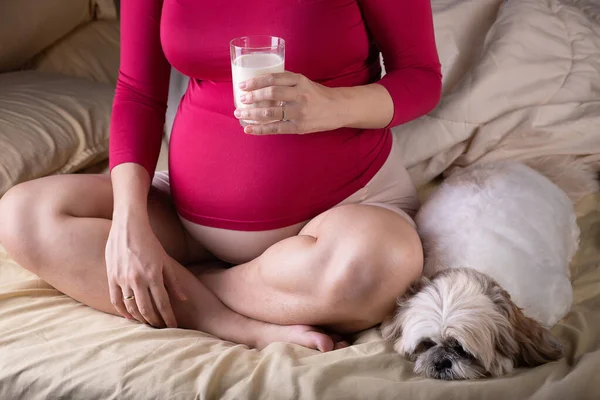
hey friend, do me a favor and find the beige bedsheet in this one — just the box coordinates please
[394,0,600,186]
[0,192,598,400]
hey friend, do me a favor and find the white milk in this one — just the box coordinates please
[231,53,284,125]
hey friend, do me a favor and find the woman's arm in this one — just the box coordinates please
[105,0,185,328]
[111,164,151,217]
[109,0,171,185]
[236,0,441,135]
[339,0,442,130]
[331,84,395,130]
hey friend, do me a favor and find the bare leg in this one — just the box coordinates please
[0,175,339,351]
[200,204,424,333]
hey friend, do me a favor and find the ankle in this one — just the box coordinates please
[198,308,265,349]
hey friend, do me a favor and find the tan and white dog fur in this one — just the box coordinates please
[381,161,581,380]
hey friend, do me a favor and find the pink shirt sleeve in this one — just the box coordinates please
[358,0,442,128]
[109,0,171,177]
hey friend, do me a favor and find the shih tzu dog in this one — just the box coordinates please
[382,162,580,380]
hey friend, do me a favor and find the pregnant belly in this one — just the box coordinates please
[167,87,389,231]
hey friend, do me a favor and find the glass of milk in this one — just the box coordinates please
[230,36,285,126]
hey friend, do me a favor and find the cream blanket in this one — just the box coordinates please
[1,194,599,400]
[395,0,600,186]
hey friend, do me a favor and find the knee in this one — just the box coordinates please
[320,222,424,323]
[0,184,28,240]
[0,182,50,258]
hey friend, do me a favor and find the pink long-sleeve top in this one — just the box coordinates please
[109,0,441,231]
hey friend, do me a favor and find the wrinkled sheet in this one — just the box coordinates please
[395,0,600,186]
[1,191,599,400]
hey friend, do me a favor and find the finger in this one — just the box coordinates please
[122,287,148,324]
[109,282,134,320]
[244,121,298,135]
[164,258,187,301]
[241,71,301,91]
[149,278,178,329]
[235,106,286,123]
[132,284,165,328]
[239,85,297,105]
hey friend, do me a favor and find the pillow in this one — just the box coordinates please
[93,0,119,20]
[0,71,114,196]
[79,138,170,175]
[0,0,93,72]
[429,0,505,95]
[31,21,120,85]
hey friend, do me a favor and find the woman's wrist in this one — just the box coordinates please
[327,87,352,129]
[331,84,394,130]
[111,163,151,219]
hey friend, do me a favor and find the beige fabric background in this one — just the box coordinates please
[0,192,598,400]
[394,0,600,186]
[0,1,120,196]
[93,0,119,20]
[31,21,120,84]
[0,72,114,196]
[0,0,93,72]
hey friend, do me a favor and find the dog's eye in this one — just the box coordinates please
[453,344,471,358]
[414,339,437,355]
[420,339,436,350]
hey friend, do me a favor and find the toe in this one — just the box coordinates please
[311,332,335,353]
[334,341,350,350]
[288,325,335,352]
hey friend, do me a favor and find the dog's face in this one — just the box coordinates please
[381,269,563,380]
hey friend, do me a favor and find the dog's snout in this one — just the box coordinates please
[435,358,452,371]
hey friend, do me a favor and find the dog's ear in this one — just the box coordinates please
[489,283,563,367]
[509,304,563,367]
[380,276,430,345]
[403,275,431,298]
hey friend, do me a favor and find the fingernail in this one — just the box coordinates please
[239,81,247,89]
[234,109,241,118]
[245,126,254,134]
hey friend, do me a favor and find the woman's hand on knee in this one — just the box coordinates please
[105,209,187,328]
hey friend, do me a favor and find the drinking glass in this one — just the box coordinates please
[230,36,285,126]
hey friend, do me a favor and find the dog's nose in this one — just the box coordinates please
[435,358,452,371]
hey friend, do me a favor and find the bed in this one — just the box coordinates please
[1,0,600,399]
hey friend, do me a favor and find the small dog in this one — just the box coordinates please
[381,162,579,380]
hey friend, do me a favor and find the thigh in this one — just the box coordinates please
[301,203,421,259]
[301,203,422,304]
[302,203,423,329]
[22,173,211,265]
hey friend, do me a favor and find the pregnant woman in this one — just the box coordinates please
[0,0,441,351]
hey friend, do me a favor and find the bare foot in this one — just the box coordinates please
[330,334,351,350]
[185,265,350,352]
[256,323,344,352]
